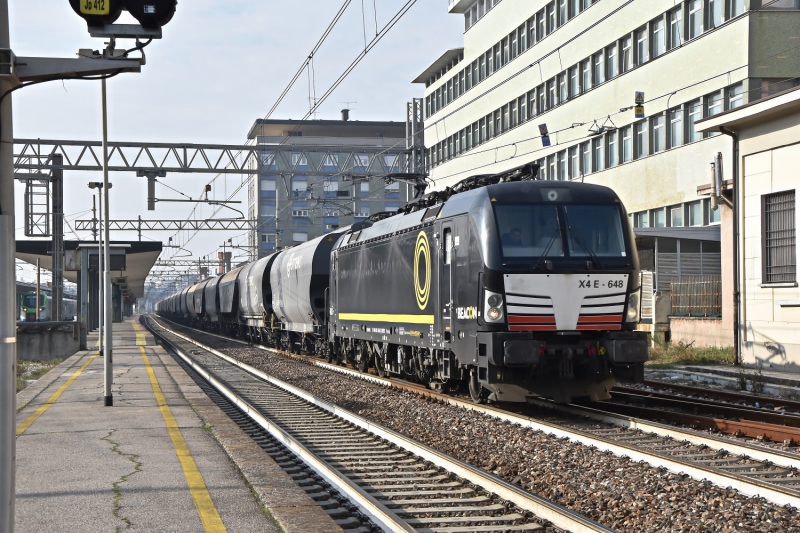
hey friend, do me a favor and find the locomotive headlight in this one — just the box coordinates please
[484,290,504,322]
[625,287,641,323]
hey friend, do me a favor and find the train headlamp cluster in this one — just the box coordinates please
[69,0,178,29]
[625,287,641,323]
[484,290,504,322]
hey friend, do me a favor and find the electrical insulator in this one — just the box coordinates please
[69,0,124,26]
[125,0,178,28]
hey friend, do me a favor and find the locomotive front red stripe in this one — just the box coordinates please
[508,315,556,324]
[509,324,558,331]
[577,314,623,323]
[509,313,623,331]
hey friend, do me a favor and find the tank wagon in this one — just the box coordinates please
[157,162,647,403]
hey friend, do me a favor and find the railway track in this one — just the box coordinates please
[148,316,800,510]
[143,315,614,533]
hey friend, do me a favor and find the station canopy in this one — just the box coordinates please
[15,240,162,299]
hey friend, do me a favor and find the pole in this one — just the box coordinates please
[0,5,15,525]
[35,259,40,322]
[102,78,113,407]
[51,154,63,321]
[98,189,103,357]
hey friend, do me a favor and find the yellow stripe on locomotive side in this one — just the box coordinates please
[338,313,435,325]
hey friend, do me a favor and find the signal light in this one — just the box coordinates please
[125,0,178,28]
[69,0,177,29]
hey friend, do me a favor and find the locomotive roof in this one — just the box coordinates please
[344,180,622,245]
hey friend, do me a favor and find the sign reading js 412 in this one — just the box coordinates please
[82,0,109,15]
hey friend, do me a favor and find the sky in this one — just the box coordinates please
[10,0,463,284]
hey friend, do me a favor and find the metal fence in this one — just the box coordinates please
[670,275,722,317]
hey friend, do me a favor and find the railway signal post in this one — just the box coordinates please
[0,1,177,528]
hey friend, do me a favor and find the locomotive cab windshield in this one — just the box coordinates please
[494,202,629,268]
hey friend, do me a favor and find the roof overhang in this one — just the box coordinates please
[696,86,800,134]
[16,240,162,299]
[634,226,721,242]
[447,0,473,13]
[412,48,464,84]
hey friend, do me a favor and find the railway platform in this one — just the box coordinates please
[15,317,342,532]
[647,363,800,398]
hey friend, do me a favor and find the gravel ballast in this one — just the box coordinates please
[170,325,800,532]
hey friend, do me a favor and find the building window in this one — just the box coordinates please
[710,205,722,224]
[519,23,527,51]
[686,99,703,143]
[592,136,604,172]
[580,141,591,175]
[669,107,683,148]
[688,201,704,226]
[652,18,665,58]
[293,232,308,243]
[706,91,723,137]
[652,114,665,153]
[653,208,666,228]
[670,205,683,227]
[292,153,308,167]
[581,59,591,92]
[669,7,682,49]
[731,0,745,16]
[557,150,567,181]
[261,233,276,244]
[510,100,518,127]
[537,10,546,41]
[763,190,796,283]
[607,130,618,168]
[688,0,702,39]
[636,27,649,65]
[558,73,567,104]
[727,83,743,109]
[569,66,579,98]
[558,0,568,26]
[260,179,276,191]
[547,154,556,180]
[606,44,617,79]
[621,36,632,73]
[592,52,604,85]
[569,145,579,179]
[547,3,556,33]
[621,126,632,162]
[634,121,648,159]
[635,211,649,228]
[292,177,308,196]
[707,0,722,29]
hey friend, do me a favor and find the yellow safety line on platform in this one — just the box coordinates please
[140,346,227,532]
[132,321,147,346]
[16,353,99,437]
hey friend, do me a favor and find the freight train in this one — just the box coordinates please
[157,163,648,403]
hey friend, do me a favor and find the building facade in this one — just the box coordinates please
[698,86,800,369]
[415,0,800,345]
[247,119,410,258]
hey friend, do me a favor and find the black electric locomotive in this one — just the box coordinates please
[157,162,648,403]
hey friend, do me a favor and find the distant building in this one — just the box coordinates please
[247,118,410,257]
[415,0,800,346]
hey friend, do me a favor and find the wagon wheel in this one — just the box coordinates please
[469,370,485,404]
[355,342,370,373]
[375,347,387,378]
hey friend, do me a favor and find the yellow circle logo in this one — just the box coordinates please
[414,231,431,310]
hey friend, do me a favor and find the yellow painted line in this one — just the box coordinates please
[16,353,99,437]
[140,346,226,532]
[132,321,147,346]
[338,312,435,325]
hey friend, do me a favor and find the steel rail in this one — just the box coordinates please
[146,316,617,533]
[150,316,800,508]
[610,389,800,427]
[639,380,800,412]
[145,317,414,533]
